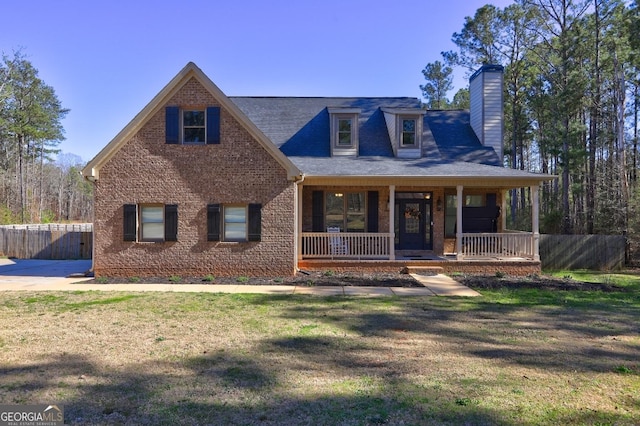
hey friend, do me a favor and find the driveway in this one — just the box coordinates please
[0,258,92,287]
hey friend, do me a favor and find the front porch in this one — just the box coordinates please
[295,181,543,276]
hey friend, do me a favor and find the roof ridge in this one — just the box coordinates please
[229,96,420,100]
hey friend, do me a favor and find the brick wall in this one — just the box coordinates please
[93,77,296,277]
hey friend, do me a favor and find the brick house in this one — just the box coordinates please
[82,62,553,278]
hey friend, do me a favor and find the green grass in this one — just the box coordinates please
[0,272,638,425]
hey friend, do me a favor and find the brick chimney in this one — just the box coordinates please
[469,64,504,162]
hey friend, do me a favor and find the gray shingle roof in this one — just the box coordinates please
[230,97,539,180]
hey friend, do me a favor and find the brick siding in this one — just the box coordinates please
[93,77,296,277]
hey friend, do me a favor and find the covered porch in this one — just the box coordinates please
[295,177,544,274]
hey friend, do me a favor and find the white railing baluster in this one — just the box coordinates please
[460,232,535,260]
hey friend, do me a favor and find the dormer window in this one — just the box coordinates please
[401,118,417,146]
[338,118,353,146]
[382,108,426,158]
[329,108,361,156]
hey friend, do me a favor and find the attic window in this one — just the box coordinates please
[183,110,205,143]
[165,106,220,145]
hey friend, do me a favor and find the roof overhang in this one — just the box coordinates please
[299,174,556,189]
[82,62,302,181]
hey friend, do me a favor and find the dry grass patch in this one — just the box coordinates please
[0,277,638,425]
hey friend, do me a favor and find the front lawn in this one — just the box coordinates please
[0,272,638,425]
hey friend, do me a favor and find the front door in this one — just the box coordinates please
[396,197,432,250]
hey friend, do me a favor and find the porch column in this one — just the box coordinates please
[296,181,304,261]
[456,185,463,260]
[532,184,540,261]
[389,185,395,260]
[501,190,507,231]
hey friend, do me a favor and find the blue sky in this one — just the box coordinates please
[2,0,514,162]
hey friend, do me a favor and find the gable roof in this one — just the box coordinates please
[82,62,302,181]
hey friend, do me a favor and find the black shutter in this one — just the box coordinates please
[367,191,379,232]
[166,106,180,144]
[248,204,262,242]
[312,191,324,232]
[164,204,178,241]
[207,204,221,241]
[486,193,497,207]
[123,204,137,241]
[206,106,220,144]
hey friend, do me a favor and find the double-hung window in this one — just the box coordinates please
[140,205,164,241]
[401,118,417,146]
[223,206,247,242]
[182,110,205,143]
[165,106,220,145]
[328,108,360,156]
[123,204,178,242]
[337,118,353,146]
[207,203,261,242]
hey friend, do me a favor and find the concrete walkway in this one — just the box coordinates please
[0,259,480,297]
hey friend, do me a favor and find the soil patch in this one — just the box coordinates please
[456,274,630,292]
[85,271,425,287]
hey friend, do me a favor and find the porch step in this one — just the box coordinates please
[401,265,445,275]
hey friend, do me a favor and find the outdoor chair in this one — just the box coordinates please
[327,227,349,256]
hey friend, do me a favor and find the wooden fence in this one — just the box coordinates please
[0,224,92,260]
[540,234,626,270]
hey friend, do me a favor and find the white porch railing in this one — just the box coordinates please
[302,232,391,259]
[460,232,535,259]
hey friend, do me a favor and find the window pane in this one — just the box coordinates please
[142,222,164,240]
[346,213,365,232]
[183,110,205,126]
[465,195,483,206]
[224,206,246,240]
[403,119,415,132]
[338,132,352,145]
[225,223,247,240]
[347,193,364,212]
[184,128,206,143]
[141,206,163,223]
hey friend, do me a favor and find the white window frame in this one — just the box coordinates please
[328,108,361,156]
[182,109,206,144]
[140,204,164,242]
[223,205,248,242]
[398,115,421,149]
[401,118,417,146]
[332,113,358,148]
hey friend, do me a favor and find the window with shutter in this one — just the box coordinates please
[166,106,220,145]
